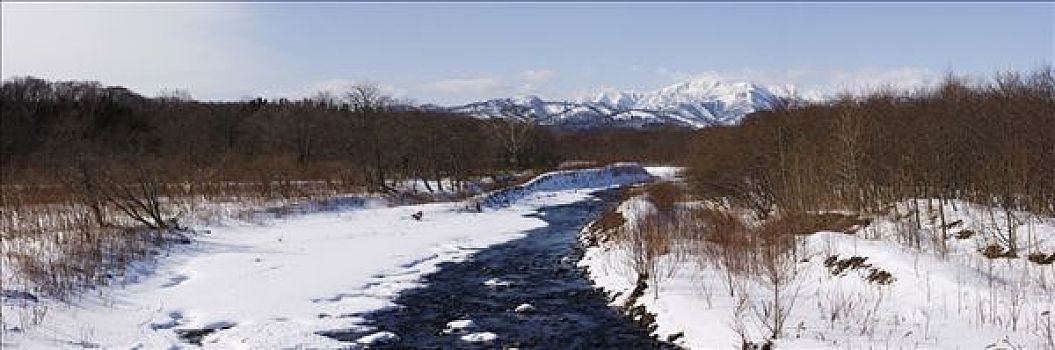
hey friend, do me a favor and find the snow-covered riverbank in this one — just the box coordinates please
[1,165,652,348]
[579,190,1055,349]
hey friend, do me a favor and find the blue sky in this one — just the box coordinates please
[2,2,1052,104]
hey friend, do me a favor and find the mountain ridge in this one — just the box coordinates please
[433,78,819,129]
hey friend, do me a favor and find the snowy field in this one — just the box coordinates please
[580,191,1055,349]
[1,165,652,348]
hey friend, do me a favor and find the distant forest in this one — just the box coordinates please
[1,77,691,203]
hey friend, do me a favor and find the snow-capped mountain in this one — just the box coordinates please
[439,78,816,129]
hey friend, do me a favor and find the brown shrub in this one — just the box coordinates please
[644,182,684,217]
[758,212,871,237]
[1027,252,1054,265]
[583,207,627,247]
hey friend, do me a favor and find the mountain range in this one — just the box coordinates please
[434,78,821,129]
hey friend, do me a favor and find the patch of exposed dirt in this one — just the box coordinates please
[175,321,236,346]
[823,255,895,285]
[1027,252,1054,265]
[980,244,1019,259]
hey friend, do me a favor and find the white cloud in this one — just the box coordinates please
[672,67,940,97]
[1,3,274,99]
[518,69,555,84]
[421,76,503,94]
[825,67,939,94]
[420,69,557,100]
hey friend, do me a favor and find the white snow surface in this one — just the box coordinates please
[459,331,497,343]
[642,166,683,182]
[476,162,651,209]
[1,164,652,349]
[513,303,535,314]
[443,319,476,334]
[482,278,512,288]
[579,196,1055,349]
[355,331,399,345]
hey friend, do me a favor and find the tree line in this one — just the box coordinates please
[2,78,557,199]
[687,68,1054,253]
[1,77,693,207]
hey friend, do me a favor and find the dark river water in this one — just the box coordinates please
[317,190,673,349]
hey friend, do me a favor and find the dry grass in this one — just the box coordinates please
[582,207,627,247]
[596,188,812,342]
[758,212,872,236]
[2,164,511,303]
[597,183,867,281]
[1,191,170,300]
[0,176,366,302]
[556,160,600,171]
[644,181,683,215]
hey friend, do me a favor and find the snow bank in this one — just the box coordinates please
[460,331,497,343]
[579,195,1055,349]
[475,163,651,209]
[443,319,476,334]
[643,166,683,181]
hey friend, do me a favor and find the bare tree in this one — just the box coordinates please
[344,83,396,192]
[482,104,538,168]
[344,83,394,113]
[156,88,192,102]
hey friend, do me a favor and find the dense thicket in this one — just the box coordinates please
[555,127,695,165]
[688,69,1055,221]
[0,78,568,202]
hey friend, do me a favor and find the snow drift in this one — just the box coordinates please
[474,163,652,209]
[579,193,1055,349]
